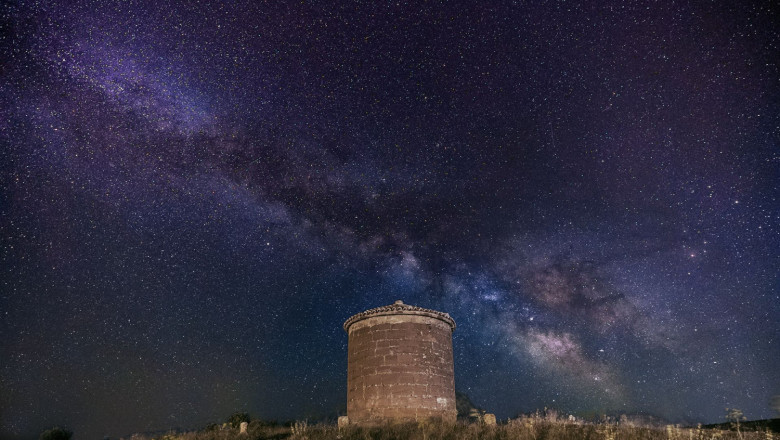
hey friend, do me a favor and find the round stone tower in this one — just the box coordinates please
[343,300,456,425]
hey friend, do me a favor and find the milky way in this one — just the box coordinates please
[1,1,778,439]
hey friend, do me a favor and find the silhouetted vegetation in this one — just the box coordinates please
[455,391,483,420]
[39,427,73,440]
[226,413,251,429]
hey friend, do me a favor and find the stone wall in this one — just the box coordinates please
[346,313,456,424]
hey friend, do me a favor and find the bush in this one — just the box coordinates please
[39,428,73,440]
[226,412,250,428]
[203,423,219,431]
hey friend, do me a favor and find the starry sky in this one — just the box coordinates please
[1,1,778,439]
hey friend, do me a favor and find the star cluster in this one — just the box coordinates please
[1,1,778,439]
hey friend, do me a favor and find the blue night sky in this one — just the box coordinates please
[1,1,778,439]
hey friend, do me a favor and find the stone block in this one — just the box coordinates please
[338,416,349,427]
[483,414,496,425]
[239,421,248,434]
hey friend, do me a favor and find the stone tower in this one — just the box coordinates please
[343,300,457,425]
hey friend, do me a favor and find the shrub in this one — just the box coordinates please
[39,428,73,440]
[226,412,251,428]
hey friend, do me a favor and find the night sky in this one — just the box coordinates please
[1,1,779,439]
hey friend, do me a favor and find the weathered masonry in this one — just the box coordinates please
[343,300,457,425]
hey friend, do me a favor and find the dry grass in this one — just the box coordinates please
[124,415,776,440]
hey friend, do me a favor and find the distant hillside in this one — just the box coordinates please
[701,418,780,432]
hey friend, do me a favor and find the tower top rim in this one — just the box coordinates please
[343,301,456,332]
